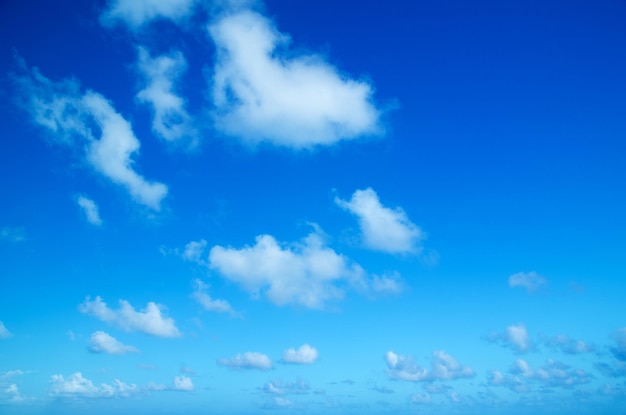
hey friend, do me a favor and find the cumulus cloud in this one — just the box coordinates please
[136,47,196,144]
[208,229,365,309]
[385,350,475,382]
[508,271,547,293]
[13,63,168,210]
[488,323,533,354]
[173,375,193,391]
[0,321,11,339]
[281,344,318,365]
[335,188,423,254]
[208,10,381,149]
[545,335,595,354]
[79,296,180,338]
[101,0,199,29]
[191,279,236,315]
[88,331,138,355]
[182,239,208,264]
[509,359,592,389]
[217,352,272,370]
[49,372,137,398]
[77,196,102,226]
[0,227,26,243]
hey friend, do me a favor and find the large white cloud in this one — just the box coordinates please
[0,321,11,339]
[208,10,381,149]
[136,47,196,144]
[191,279,236,315]
[488,323,533,354]
[14,64,168,211]
[508,271,547,293]
[217,352,273,371]
[281,344,318,365]
[77,196,102,226]
[88,331,138,355]
[335,188,423,254]
[385,350,475,382]
[101,0,199,29]
[79,296,181,338]
[49,372,137,398]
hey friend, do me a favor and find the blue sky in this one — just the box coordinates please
[1,0,625,413]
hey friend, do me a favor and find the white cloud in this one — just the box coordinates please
[173,375,193,391]
[508,271,547,293]
[88,331,138,355]
[0,321,11,339]
[217,352,273,370]
[410,392,432,404]
[335,188,423,254]
[77,196,102,226]
[191,279,236,315]
[281,344,318,365]
[509,359,592,389]
[262,379,310,395]
[385,350,475,382]
[136,47,196,144]
[182,239,207,264]
[101,0,199,29]
[208,230,365,309]
[369,272,405,295]
[79,296,181,338]
[545,335,595,354]
[14,64,168,211]
[0,227,26,243]
[489,323,533,353]
[49,372,137,398]
[208,10,381,149]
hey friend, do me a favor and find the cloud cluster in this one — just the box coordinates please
[508,272,547,293]
[510,359,592,389]
[335,188,423,254]
[281,344,319,364]
[208,10,380,149]
[88,331,138,355]
[217,352,273,370]
[191,279,236,315]
[101,0,199,29]
[79,296,180,338]
[488,323,533,353]
[77,196,102,226]
[545,335,595,354]
[385,350,475,382]
[49,372,137,398]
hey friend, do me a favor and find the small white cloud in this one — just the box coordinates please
[77,196,102,226]
[385,350,474,382]
[49,372,137,398]
[101,0,199,29]
[369,272,405,295]
[88,331,138,355]
[0,321,12,339]
[261,379,310,395]
[136,47,196,144]
[281,344,318,365]
[191,279,236,315]
[173,375,193,391]
[217,352,272,371]
[335,188,423,254]
[0,227,26,243]
[208,10,381,149]
[489,323,533,354]
[508,271,546,293]
[410,392,431,404]
[545,335,595,354]
[182,239,207,264]
[79,296,181,338]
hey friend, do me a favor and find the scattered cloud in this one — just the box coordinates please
[182,239,208,264]
[509,359,593,389]
[77,196,102,226]
[136,47,197,144]
[79,296,181,338]
[594,329,626,378]
[281,344,318,364]
[208,10,381,149]
[385,350,475,382]
[261,379,310,395]
[545,335,595,354]
[0,227,26,243]
[508,271,546,293]
[191,279,236,315]
[100,0,199,29]
[49,372,138,398]
[87,331,139,355]
[487,370,530,393]
[410,392,432,404]
[335,188,423,254]
[0,321,12,339]
[488,323,534,354]
[369,272,405,296]
[13,63,168,210]
[173,375,194,391]
[217,352,273,371]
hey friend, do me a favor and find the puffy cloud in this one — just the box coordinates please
[182,239,208,264]
[173,376,193,391]
[385,350,475,382]
[488,323,533,353]
[87,331,138,355]
[335,188,423,254]
[136,47,196,144]
[13,64,168,211]
[0,227,26,243]
[217,352,273,370]
[508,271,547,293]
[208,10,381,149]
[79,296,181,338]
[509,359,592,389]
[281,344,318,365]
[77,196,102,226]
[0,321,11,339]
[49,372,137,398]
[191,279,236,315]
[208,230,365,309]
[545,335,595,354]
[101,0,199,29]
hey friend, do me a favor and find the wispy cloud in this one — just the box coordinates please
[0,227,26,243]
[77,196,102,226]
[208,10,381,149]
[217,352,273,371]
[0,321,12,339]
[100,0,199,30]
[88,331,138,355]
[191,279,236,315]
[508,271,547,293]
[281,344,318,365]
[49,372,138,399]
[385,350,475,382]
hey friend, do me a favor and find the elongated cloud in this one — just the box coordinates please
[136,47,196,144]
[191,279,236,314]
[13,64,168,210]
[0,321,11,339]
[281,344,318,364]
[508,271,546,293]
[217,352,273,370]
[49,372,137,398]
[79,296,180,338]
[88,331,138,355]
[335,188,423,254]
[208,10,381,149]
[101,0,199,29]
[385,350,475,382]
[509,359,592,389]
[77,196,102,226]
